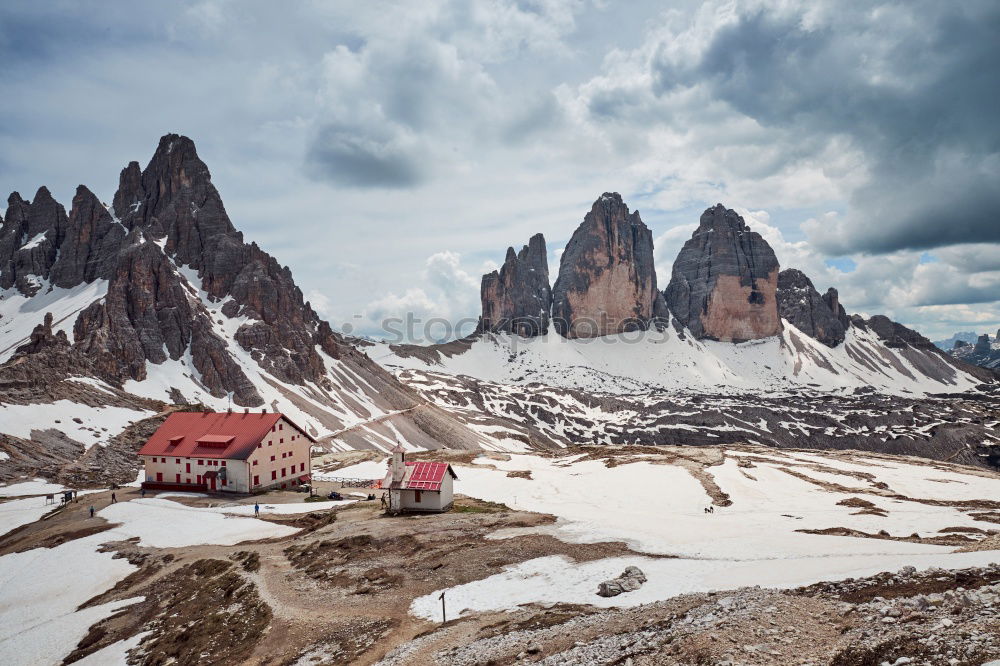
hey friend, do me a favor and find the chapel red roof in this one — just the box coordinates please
[137,412,316,460]
[401,461,457,491]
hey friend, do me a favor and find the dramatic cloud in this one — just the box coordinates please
[1,0,998,341]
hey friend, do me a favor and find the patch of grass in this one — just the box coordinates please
[452,499,510,514]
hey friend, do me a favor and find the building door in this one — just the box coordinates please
[253,475,259,486]
[176,474,181,483]
[209,476,216,491]
[197,475,202,485]
[186,462,191,473]
[156,472,163,482]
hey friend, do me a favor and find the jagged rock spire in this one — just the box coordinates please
[664,204,781,342]
[551,193,665,338]
[776,268,846,347]
[479,233,551,336]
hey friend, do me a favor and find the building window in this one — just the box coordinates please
[221,461,226,466]
[253,475,259,486]
[271,425,276,432]
[198,460,204,466]
[271,471,277,480]
[270,455,275,462]
[253,460,258,466]
[280,438,284,444]
[175,458,180,464]
[281,468,286,477]
[279,423,283,430]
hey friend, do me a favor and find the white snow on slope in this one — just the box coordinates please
[374,322,978,396]
[0,479,67,497]
[0,496,59,538]
[74,631,151,666]
[0,534,141,666]
[0,281,108,363]
[410,550,1000,620]
[0,401,153,448]
[337,448,1000,618]
[99,498,297,547]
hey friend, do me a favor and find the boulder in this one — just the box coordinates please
[776,268,846,347]
[551,193,666,338]
[479,233,552,336]
[664,204,781,342]
[597,566,647,597]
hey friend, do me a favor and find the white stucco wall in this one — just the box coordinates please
[140,416,311,494]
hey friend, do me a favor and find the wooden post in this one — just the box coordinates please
[439,591,446,623]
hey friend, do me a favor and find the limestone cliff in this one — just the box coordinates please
[551,193,666,338]
[664,204,781,342]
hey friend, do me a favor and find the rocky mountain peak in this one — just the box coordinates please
[49,185,127,288]
[480,232,551,336]
[551,193,665,338]
[111,133,236,267]
[664,204,781,342]
[974,333,991,354]
[776,268,847,347]
[0,186,69,295]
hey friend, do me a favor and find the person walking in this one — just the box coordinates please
[140,488,146,499]
[111,492,117,504]
[254,502,260,518]
[89,506,95,518]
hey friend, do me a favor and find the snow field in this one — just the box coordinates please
[98,498,298,547]
[0,401,154,448]
[375,321,979,396]
[337,449,1000,619]
[410,550,1000,621]
[0,533,141,666]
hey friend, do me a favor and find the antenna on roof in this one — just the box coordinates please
[226,391,233,412]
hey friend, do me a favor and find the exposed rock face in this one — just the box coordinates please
[13,313,69,357]
[50,186,127,288]
[665,204,782,342]
[0,188,69,295]
[111,134,236,267]
[822,287,852,331]
[855,315,937,350]
[776,269,846,347]
[974,334,991,354]
[480,233,551,336]
[954,339,971,349]
[551,193,665,338]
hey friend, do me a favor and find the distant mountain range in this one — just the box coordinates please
[934,331,982,351]
[1,135,998,484]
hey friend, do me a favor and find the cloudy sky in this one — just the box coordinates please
[2,0,998,341]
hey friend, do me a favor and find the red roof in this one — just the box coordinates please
[401,461,457,491]
[137,412,316,460]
